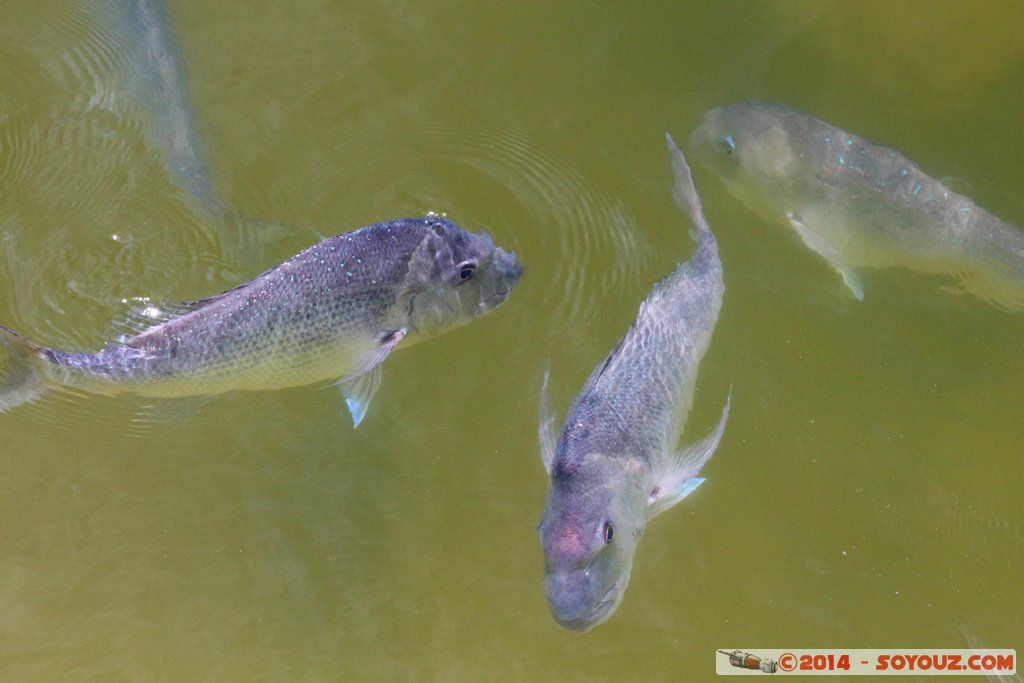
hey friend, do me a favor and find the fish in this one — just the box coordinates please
[689,101,1024,311]
[536,134,730,631]
[0,216,522,425]
[75,0,293,257]
[78,0,216,206]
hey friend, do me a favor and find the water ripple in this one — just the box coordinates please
[262,117,656,343]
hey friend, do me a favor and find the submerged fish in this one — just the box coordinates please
[79,0,215,205]
[75,0,294,258]
[536,135,729,631]
[0,216,522,424]
[690,101,1024,311]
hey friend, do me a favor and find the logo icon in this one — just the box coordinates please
[719,650,779,674]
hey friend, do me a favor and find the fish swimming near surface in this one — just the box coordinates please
[78,0,216,206]
[74,0,293,256]
[536,134,729,631]
[0,216,522,425]
[690,101,1024,311]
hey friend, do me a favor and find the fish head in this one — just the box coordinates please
[403,217,523,336]
[537,474,642,631]
[689,102,802,194]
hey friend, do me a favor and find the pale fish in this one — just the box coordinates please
[537,135,730,631]
[690,101,1024,311]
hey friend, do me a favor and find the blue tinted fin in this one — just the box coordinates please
[342,365,382,427]
[787,211,864,300]
[538,366,557,473]
[649,386,731,517]
[337,328,406,427]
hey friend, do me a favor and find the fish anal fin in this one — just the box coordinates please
[787,211,864,300]
[945,263,1024,313]
[648,387,731,518]
[337,328,407,427]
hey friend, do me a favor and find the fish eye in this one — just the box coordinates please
[603,521,614,544]
[456,261,477,283]
[716,135,736,157]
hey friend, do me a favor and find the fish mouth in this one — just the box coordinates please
[496,248,524,282]
[551,583,619,632]
[591,582,618,619]
[476,248,523,313]
[478,291,509,312]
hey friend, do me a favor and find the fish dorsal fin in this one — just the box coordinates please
[648,386,732,518]
[581,334,628,392]
[183,256,296,311]
[337,328,407,427]
[110,297,208,340]
[538,366,558,474]
[111,269,275,340]
[184,275,266,309]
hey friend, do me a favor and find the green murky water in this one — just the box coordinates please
[1,0,1022,679]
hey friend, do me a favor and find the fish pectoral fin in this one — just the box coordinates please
[648,386,732,518]
[337,328,407,427]
[538,366,558,474]
[787,211,864,300]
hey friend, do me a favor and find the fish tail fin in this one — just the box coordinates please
[665,131,711,237]
[0,324,48,411]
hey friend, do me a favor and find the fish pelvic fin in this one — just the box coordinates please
[538,365,558,474]
[342,365,382,428]
[0,324,47,412]
[786,211,865,300]
[648,386,732,518]
[337,328,407,427]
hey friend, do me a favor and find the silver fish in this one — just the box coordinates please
[0,216,522,424]
[690,101,1024,310]
[537,135,730,631]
